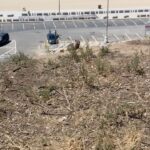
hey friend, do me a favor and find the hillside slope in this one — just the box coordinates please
[0,40,150,150]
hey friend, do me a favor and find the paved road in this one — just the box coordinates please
[0,18,149,56]
[0,18,149,32]
[8,25,146,55]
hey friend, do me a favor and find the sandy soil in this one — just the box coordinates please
[0,39,150,149]
[0,0,149,11]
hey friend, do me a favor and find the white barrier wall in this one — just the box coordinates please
[0,7,150,22]
[0,40,17,61]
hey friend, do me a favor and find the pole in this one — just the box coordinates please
[59,0,60,14]
[105,0,109,43]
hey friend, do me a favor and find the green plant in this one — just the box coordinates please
[95,56,112,76]
[80,46,94,62]
[79,63,96,88]
[10,52,31,66]
[79,63,88,83]
[39,85,57,100]
[67,45,80,62]
[96,58,105,75]
[100,47,109,57]
[95,132,115,150]
[46,59,60,69]
[127,53,145,75]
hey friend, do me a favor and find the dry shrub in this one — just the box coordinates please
[127,53,145,75]
[127,39,150,46]
[67,43,80,62]
[116,127,143,150]
[68,138,84,150]
[10,52,32,67]
[80,45,94,62]
[95,57,112,76]
[100,47,109,57]
[95,132,115,150]
[0,42,150,150]
[95,127,143,150]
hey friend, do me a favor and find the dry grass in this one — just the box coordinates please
[0,41,150,150]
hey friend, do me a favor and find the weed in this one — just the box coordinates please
[100,46,109,57]
[79,63,88,83]
[95,58,105,75]
[67,44,80,62]
[46,59,60,69]
[79,63,95,87]
[117,127,143,150]
[39,85,57,101]
[95,132,115,150]
[127,53,145,75]
[10,52,31,67]
[47,59,55,66]
[80,46,94,62]
[95,57,112,76]
[116,104,146,120]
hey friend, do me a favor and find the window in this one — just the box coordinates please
[125,10,130,13]
[91,16,96,19]
[141,15,146,17]
[39,18,44,21]
[22,13,28,16]
[0,14,3,17]
[73,17,78,20]
[60,18,65,20]
[44,13,49,16]
[85,11,90,15]
[51,13,56,15]
[13,19,19,22]
[79,17,84,19]
[8,14,14,17]
[144,9,149,12]
[7,19,12,22]
[53,18,59,20]
[37,13,42,16]
[119,10,123,13]
[124,15,129,18]
[63,12,68,15]
[91,11,95,14]
[71,12,76,15]
[111,11,115,13]
[113,16,118,19]
[29,18,35,21]
[138,10,143,12]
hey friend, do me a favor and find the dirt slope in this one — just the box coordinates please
[0,40,150,150]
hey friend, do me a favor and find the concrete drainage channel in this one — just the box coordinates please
[0,40,17,61]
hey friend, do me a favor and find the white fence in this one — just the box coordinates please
[0,40,17,61]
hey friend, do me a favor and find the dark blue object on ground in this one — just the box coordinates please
[47,30,59,45]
